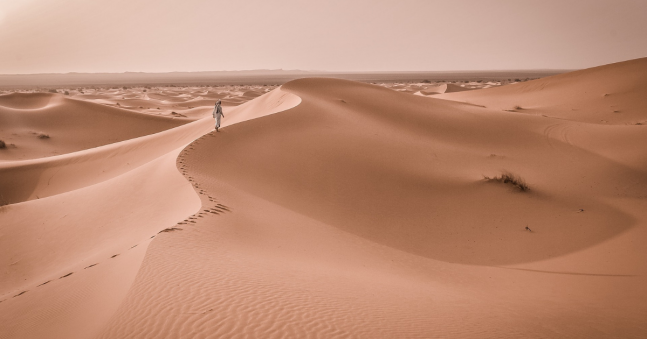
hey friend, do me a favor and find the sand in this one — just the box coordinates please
[1,58,646,338]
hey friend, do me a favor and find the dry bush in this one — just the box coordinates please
[484,171,529,191]
[0,139,6,148]
[48,89,58,93]
[37,133,50,139]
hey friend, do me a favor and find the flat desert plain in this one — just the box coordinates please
[1,58,646,338]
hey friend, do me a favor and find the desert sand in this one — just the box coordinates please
[1,58,646,338]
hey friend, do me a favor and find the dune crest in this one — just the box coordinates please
[222,86,302,127]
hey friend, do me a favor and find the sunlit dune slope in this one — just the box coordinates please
[420,83,473,95]
[438,57,647,124]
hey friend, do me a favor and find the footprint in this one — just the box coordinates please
[59,272,73,279]
[84,263,98,269]
[159,227,182,233]
[13,291,27,298]
[37,280,52,287]
[110,254,119,258]
[130,245,138,249]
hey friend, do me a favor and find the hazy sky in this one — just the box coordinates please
[0,0,645,74]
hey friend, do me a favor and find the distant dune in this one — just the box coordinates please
[1,58,646,338]
[0,69,567,89]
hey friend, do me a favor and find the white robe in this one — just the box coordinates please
[213,104,223,128]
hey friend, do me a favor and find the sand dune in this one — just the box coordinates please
[419,82,473,95]
[438,57,647,124]
[0,93,187,160]
[2,58,647,338]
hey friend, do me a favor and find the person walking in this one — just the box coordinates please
[213,100,224,131]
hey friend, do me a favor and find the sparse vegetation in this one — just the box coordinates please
[421,79,431,83]
[484,171,529,191]
[513,105,523,110]
[37,133,50,139]
[64,91,69,95]
[48,89,58,93]
[0,140,5,148]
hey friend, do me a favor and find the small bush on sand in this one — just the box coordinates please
[48,89,58,93]
[421,79,431,83]
[37,133,50,139]
[513,105,523,110]
[484,171,529,191]
[64,91,69,95]
[0,140,6,148]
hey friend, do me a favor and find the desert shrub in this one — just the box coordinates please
[0,140,6,148]
[421,79,431,83]
[48,89,58,93]
[513,105,523,110]
[123,86,128,90]
[64,91,69,95]
[484,171,529,191]
[37,133,50,139]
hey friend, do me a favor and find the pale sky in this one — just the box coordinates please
[0,0,645,74]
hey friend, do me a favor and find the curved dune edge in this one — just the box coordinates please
[0,92,63,110]
[97,63,647,338]
[0,118,212,205]
[221,86,302,127]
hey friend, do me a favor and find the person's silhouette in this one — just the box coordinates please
[213,100,224,131]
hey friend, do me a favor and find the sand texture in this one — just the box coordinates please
[1,58,647,338]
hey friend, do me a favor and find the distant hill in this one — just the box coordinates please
[0,69,569,88]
